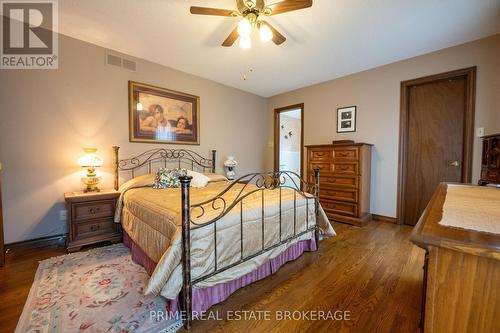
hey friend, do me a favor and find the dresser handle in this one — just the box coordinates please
[338,152,349,157]
[89,207,101,214]
[315,152,325,156]
[339,166,350,171]
[90,224,100,232]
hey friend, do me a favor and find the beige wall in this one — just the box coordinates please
[0,34,267,243]
[2,33,499,242]
[267,34,500,219]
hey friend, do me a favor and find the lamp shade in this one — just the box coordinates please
[78,148,104,167]
[224,156,238,167]
[237,18,251,37]
[259,23,273,43]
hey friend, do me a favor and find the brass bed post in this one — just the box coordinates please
[113,146,120,190]
[179,175,193,330]
[313,168,320,249]
[211,150,216,173]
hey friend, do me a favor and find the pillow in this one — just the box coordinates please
[118,173,155,193]
[187,170,209,188]
[153,168,187,189]
[204,173,228,182]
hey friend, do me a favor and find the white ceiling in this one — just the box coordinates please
[58,0,500,97]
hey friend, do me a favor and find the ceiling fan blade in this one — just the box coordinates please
[262,21,286,45]
[267,0,313,15]
[222,26,240,47]
[190,6,235,16]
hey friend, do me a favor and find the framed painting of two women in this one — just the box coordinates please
[128,81,200,144]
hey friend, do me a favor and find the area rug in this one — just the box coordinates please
[15,244,183,333]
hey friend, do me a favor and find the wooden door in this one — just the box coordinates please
[0,163,4,266]
[399,68,475,226]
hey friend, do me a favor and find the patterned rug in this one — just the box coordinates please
[15,244,182,333]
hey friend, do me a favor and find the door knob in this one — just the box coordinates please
[450,160,460,167]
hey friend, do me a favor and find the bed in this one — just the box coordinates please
[112,147,335,329]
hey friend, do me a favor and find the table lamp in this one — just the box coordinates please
[78,147,104,192]
[224,156,238,180]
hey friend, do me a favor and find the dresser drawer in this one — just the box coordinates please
[321,200,358,217]
[72,199,116,221]
[309,162,331,173]
[320,187,358,203]
[74,218,115,240]
[332,162,358,175]
[310,174,359,188]
[309,149,332,162]
[333,147,359,161]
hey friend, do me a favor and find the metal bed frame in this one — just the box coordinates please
[113,146,321,329]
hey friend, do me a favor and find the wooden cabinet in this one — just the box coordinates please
[411,183,500,333]
[479,133,500,185]
[64,190,121,252]
[306,143,372,226]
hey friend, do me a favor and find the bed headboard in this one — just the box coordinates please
[112,146,216,190]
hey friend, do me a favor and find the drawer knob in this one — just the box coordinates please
[90,224,101,232]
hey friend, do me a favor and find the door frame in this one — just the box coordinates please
[397,67,476,225]
[274,103,305,180]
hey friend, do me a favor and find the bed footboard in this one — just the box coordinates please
[179,169,321,330]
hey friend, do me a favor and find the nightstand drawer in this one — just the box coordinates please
[74,218,115,240]
[72,199,116,221]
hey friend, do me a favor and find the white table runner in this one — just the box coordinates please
[439,184,500,235]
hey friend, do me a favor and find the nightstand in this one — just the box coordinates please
[64,189,121,252]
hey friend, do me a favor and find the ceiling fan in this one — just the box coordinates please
[190,0,313,49]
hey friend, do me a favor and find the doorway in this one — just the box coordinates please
[274,104,304,185]
[398,67,476,226]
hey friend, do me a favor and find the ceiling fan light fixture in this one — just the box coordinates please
[239,35,251,49]
[237,18,251,37]
[259,23,273,43]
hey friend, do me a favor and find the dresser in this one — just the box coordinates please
[479,133,500,185]
[65,190,121,252]
[306,143,372,226]
[411,183,500,333]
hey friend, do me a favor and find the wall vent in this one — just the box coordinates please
[105,50,137,72]
[106,53,122,67]
[122,59,136,71]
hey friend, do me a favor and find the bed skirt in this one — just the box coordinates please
[123,230,316,314]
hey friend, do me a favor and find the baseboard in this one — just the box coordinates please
[5,234,67,252]
[372,214,399,224]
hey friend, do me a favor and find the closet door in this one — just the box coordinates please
[400,68,475,226]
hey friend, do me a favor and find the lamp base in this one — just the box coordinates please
[83,186,101,193]
[81,176,101,193]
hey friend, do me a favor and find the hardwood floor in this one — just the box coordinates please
[0,221,425,333]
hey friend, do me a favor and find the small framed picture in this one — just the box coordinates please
[337,106,356,133]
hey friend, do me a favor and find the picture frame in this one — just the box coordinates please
[128,81,200,145]
[337,106,356,133]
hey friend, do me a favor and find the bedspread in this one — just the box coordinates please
[118,180,335,299]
